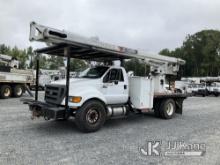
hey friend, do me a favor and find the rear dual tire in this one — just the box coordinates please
[154,99,176,119]
[0,84,24,99]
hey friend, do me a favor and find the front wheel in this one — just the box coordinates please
[75,100,106,133]
[159,99,176,119]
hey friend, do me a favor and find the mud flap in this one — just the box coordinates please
[175,99,184,114]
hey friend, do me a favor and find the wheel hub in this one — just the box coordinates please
[4,88,10,97]
[166,102,174,116]
[86,109,99,124]
[17,87,22,95]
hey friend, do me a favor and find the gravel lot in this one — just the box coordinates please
[0,93,220,165]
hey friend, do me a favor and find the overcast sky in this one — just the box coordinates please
[0,0,220,52]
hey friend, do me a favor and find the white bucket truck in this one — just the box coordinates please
[23,22,187,132]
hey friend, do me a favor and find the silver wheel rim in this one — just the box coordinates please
[166,102,174,116]
[17,87,22,96]
[4,88,11,97]
[86,109,99,124]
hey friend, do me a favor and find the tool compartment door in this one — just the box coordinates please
[129,77,154,109]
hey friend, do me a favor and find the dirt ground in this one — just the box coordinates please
[0,93,220,165]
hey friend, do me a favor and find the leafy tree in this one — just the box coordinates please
[27,46,34,69]
[160,30,220,77]
[70,59,87,71]
[159,48,172,56]
[0,44,11,54]
[124,58,149,76]
[48,56,64,70]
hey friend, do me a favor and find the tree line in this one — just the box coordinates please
[159,30,220,77]
[1,29,220,76]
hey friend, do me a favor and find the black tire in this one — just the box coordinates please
[75,100,106,133]
[0,85,12,99]
[12,84,24,97]
[159,99,176,119]
[214,93,219,97]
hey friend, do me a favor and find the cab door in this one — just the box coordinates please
[101,68,128,104]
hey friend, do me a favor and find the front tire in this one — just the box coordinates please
[159,99,176,119]
[75,100,106,133]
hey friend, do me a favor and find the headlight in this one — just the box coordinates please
[69,96,82,103]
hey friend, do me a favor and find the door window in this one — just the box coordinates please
[103,69,124,83]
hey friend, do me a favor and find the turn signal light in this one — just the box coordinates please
[70,96,82,103]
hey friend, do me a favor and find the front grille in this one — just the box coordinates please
[45,84,66,105]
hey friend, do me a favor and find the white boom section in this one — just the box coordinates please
[29,22,185,75]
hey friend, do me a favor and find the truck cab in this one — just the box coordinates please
[45,66,129,108]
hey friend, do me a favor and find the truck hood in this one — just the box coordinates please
[46,78,105,106]
[50,78,101,89]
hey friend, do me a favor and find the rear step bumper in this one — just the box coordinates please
[21,99,66,120]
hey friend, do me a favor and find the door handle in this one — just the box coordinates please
[124,85,127,90]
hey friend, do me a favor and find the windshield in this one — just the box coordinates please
[80,66,109,79]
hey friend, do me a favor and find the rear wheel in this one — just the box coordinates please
[75,100,106,132]
[12,84,24,97]
[0,85,12,99]
[159,99,176,119]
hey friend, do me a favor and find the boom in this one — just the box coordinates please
[30,22,185,75]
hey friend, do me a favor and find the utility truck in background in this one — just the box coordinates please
[23,22,187,132]
[31,69,63,90]
[201,77,220,97]
[0,54,34,98]
[208,82,220,97]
